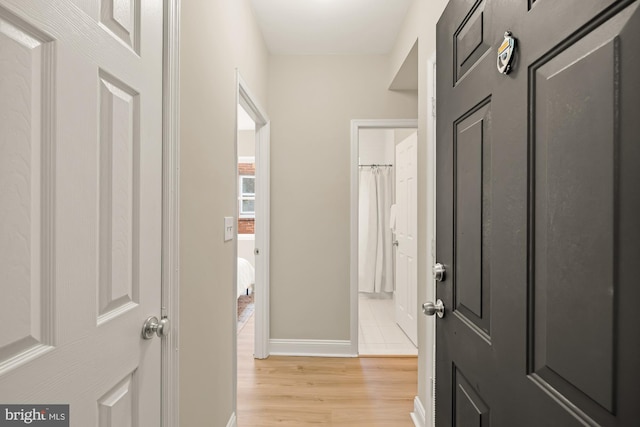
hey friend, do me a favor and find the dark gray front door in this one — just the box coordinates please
[436,1,640,425]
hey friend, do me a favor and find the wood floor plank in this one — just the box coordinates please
[237,314,417,426]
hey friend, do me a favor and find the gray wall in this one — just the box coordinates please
[268,55,418,341]
[179,0,268,425]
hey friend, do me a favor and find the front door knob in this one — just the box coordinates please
[422,300,445,318]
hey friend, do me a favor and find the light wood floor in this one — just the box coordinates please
[237,313,418,426]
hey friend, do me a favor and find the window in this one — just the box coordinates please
[239,175,255,217]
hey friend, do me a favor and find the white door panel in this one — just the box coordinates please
[395,132,418,345]
[0,0,163,424]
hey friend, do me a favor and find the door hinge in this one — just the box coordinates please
[431,97,436,118]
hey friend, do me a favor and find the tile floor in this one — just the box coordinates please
[359,293,418,356]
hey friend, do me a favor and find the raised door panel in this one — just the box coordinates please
[454,366,490,427]
[98,70,140,325]
[0,6,55,373]
[98,371,138,427]
[453,100,492,339]
[454,0,491,84]
[100,0,140,54]
[528,4,639,423]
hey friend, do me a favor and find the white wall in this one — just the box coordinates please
[389,0,449,417]
[359,129,395,165]
[268,55,417,341]
[359,128,416,202]
[395,128,417,146]
[238,129,256,157]
[180,0,268,425]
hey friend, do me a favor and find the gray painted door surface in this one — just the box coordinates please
[436,1,640,425]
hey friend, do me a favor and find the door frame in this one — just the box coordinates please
[161,1,181,426]
[423,50,437,427]
[235,72,270,360]
[349,119,418,355]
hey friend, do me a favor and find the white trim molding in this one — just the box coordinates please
[238,156,255,164]
[253,119,270,359]
[233,72,271,419]
[162,1,180,426]
[226,412,237,427]
[350,119,418,355]
[411,396,426,427]
[425,50,438,427]
[269,339,356,358]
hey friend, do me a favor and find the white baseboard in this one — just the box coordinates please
[226,412,237,427]
[269,339,356,357]
[411,396,426,427]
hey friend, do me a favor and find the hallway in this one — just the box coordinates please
[237,314,418,426]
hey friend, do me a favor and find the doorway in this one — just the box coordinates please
[234,72,270,359]
[236,104,257,341]
[350,120,418,356]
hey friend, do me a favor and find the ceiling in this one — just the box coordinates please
[249,0,414,55]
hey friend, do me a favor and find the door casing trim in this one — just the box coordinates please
[235,72,270,362]
[162,0,181,426]
[423,49,437,427]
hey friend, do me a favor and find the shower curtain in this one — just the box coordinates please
[358,166,394,293]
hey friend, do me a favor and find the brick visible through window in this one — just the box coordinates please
[238,163,255,176]
[238,218,254,234]
[238,162,256,233]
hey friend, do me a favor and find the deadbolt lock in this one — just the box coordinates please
[433,263,446,282]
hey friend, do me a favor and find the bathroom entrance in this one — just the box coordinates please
[356,125,418,355]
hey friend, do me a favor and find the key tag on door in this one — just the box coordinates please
[497,31,516,75]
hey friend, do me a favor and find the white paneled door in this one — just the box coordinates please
[0,0,163,425]
[395,132,418,345]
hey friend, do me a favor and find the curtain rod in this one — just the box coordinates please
[358,164,393,167]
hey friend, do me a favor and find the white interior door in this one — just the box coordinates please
[0,0,164,424]
[395,132,418,345]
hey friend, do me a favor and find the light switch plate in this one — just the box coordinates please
[224,217,234,241]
